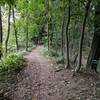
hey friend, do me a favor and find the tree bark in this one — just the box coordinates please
[25,18,28,51]
[47,0,50,51]
[5,6,11,53]
[12,8,19,51]
[61,0,65,57]
[0,7,2,59]
[86,0,100,72]
[75,0,92,72]
[49,14,53,48]
[65,0,71,68]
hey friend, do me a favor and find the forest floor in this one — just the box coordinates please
[1,46,100,100]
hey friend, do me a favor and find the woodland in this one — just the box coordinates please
[0,0,100,100]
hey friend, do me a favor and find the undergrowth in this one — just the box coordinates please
[40,47,65,64]
[0,52,25,73]
[40,47,49,57]
[50,50,65,64]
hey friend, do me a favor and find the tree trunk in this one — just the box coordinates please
[75,0,92,72]
[49,14,53,48]
[25,18,28,51]
[47,0,50,51]
[0,7,2,59]
[61,0,65,57]
[12,8,19,51]
[86,0,100,72]
[65,0,71,68]
[5,6,11,53]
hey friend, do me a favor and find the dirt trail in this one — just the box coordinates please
[10,46,100,100]
[11,46,63,100]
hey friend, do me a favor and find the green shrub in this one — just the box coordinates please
[41,47,65,64]
[49,49,59,57]
[0,53,25,72]
[40,47,49,56]
[53,56,65,64]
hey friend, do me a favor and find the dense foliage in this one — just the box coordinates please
[0,0,100,73]
[0,53,25,72]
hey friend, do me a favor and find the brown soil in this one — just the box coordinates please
[8,46,100,100]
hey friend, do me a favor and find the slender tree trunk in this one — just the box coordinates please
[55,29,58,53]
[86,0,100,72]
[50,30,53,47]
[45,0,50,51]
[5,6,11,53]
[12,8,19,51]
[26,18,28,51]
[75,0,92,72]
[49,14,53,47]
[0,7,2,59]
[61,0,65,57]
[65,0,71,68]
[47,0,50,51]
[47,23,50,51]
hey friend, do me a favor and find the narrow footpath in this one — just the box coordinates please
[11,46,99,100]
